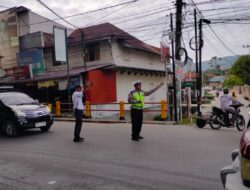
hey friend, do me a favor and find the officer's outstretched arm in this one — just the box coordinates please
[144,82,164,96]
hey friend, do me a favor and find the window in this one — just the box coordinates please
[123,47,130,61]
[86,43,100,62]
[0,93,36,106]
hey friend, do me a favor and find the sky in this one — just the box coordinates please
[1,0,250,61]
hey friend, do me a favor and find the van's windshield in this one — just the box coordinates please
[0,93,36,106]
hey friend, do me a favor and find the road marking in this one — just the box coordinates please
[48,181,56,185]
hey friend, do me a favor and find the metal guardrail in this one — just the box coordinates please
[47,100,168,120]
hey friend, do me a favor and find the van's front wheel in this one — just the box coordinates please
[2,121,19,137]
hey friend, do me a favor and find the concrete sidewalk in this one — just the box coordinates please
[54,117,177,125]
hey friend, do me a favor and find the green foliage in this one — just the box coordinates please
[180,117,197,125]
[153,114,162,121]
[230,55,250,85]
[222,74,244,88]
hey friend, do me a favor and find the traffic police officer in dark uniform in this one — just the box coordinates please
[128,80,163,141]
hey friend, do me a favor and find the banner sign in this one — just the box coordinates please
[17,49,43,65]
[38,81,57,89]
[58,76,81,90]
[53,27,67,62]
[5,65,30,80]
[69,76,81,89]
[17,49,45,76]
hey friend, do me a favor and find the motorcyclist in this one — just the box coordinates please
[216,90,220,97]
[220,88,240,126]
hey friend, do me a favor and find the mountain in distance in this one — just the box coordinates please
[202,55,240,71]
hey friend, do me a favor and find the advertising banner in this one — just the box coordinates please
[17,49,45,76]
[5,65,30,80]
[0,8,19,69]
[53,27,67,62]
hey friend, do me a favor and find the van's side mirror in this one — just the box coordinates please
[35,99,39,104]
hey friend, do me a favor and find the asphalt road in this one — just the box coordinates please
[0,122,243,190]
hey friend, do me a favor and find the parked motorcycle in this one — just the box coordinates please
[209,104,245,131]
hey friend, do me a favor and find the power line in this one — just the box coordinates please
[188,0,238,55]
[0,0,143,32]
[36,0,79,29]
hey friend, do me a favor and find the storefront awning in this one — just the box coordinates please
[0,63,112,84]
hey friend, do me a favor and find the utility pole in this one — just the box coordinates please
[198,19,203,116]
[65,28,71,106]
[175,0,183,61]
[175,0,184,122]
[194,9,200,116]
[170,13,177,122]
[198,18,211,116]
[80,30,86,70]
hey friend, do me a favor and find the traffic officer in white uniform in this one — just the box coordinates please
[72,82,92,142]
[128,80,163,141]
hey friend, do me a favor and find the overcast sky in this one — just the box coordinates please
[1,0,250,61]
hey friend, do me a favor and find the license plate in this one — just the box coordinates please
[35,122,46,128]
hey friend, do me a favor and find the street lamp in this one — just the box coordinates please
[197,18,211,116]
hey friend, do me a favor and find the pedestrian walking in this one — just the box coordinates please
[128,80,164,141]
[72,82,92,143]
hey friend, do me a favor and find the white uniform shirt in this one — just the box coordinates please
[220,94,233,111]
[72,91,84,110]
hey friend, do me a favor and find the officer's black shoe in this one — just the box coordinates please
[131,137,139,141]
[138,136,144,139]
[79,137,85,141]
[73,138,84,142]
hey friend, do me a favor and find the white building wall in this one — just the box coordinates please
[91,72,166,119]
[116,72,166,102]
[28,12,73,35]
[111,40,164,71]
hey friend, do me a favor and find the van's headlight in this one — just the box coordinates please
[248,111,250,116]
[13,110,27,124]
[14,110,26,117]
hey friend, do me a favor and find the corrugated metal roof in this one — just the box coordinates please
[69,23,161,55]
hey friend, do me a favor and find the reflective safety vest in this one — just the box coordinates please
[131,91,145,110]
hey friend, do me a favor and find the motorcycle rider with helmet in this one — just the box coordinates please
[220,88,240,126]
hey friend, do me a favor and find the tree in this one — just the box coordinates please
[231,55,250,85]
[222,75,243,88]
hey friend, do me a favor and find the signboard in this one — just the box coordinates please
[53,27,67,62]
[38,81,57,89]
[17,49,43,65]
[69,76,81,89]
[160,43,169,62]
[0,8,19,69]
[5,65,30,80]
[58,76,81,90]
[17,49,45,76]
[182,81,196,89]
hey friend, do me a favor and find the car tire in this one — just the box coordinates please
[40,125,51,132]
[2,121,19,137]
